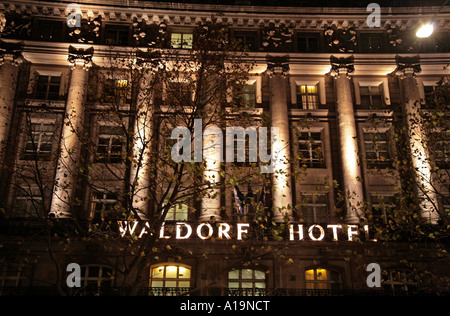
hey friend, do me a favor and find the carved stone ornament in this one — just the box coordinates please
[330,55,355,78]
[0,40,23,66]
[68,45,94,70]
[266,55,290,77]
[395,55,421,77]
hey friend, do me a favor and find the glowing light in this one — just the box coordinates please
[416,23,434,38]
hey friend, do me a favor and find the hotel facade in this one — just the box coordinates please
[0,0,449,296]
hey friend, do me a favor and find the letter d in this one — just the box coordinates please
[66,263,81,288]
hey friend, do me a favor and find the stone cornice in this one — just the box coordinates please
[1,0,450,31]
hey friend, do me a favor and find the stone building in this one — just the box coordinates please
[0,0,449,296]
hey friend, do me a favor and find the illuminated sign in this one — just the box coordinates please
[117,221,376,242]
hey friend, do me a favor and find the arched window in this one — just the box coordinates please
[149,263,191,296]
[305,268,342,290]
[228,268,266,296]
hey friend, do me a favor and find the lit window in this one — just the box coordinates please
[96,125,123,163]
[300,193,328,223]
[298,131,325,168]
[228,269,266,296]
[150,264,191,296]
[171,32,193,49]
[164,202,189,221]
[305,268,341,290]
[364,131,392,169]
[35,75,61,100]
[21,121,55,161]
[360,85,383,108]
[102,79,128,103]
[296,85,319,109]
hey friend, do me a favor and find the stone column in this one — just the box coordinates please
[199,123,223,222]
[0,41,23,168]
[267,56,293,223]
[129,70,152,220]
[330,56,365,224]
[49,46,93,218]
[395,56,440,224]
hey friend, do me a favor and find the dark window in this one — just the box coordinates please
[364,131,392,169]
[90,190,119,220]
[297,34,320,53]
[35,75,61,100]
[234,32,257,51]
[360,33,383,53]
[105,25,130,46]
[370,194,397,224]
[96,126,123,163]
[238,83,256,107]
[14,186,43,217]
[21,121,55,161]
[37,20,63,42]
[298,131,325,168]
[300,193,328,223]
[360,85,383,109]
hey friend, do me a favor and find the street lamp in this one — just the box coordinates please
[415,0,449,38]
[416,22,434,38]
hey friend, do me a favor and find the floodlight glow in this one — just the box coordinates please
[416,23,434,38]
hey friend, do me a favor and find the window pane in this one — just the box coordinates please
[228,270,239,279]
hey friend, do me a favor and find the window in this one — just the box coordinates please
[167,81,192,106]
[170,32,193,49]
[37,20,62,42]
[296,85,319,109]
[102,78,128,103]
[298,131,325,168]
[360,85,383,108]
[430,131,450,169]
[382,269,418,293]
[300,193,328,223]
[305,268,342,290]
[370,194,397,224]
[228,269,266,296]
[297,34,319,53]
[105,25,129,46]
[90,190,119,220]
[238,83,256,108]
[164,202,189,221]
[79,265,114,295]
[360,33,383,53]
[96,125,123,163]
[234,32,257,51]
[0,264,27,295]
[35,75,61,100]
[14,186,43,218]
[21,121,55,160]
[364,131,392,169]
[150,264,191,296]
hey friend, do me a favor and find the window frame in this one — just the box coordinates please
[305,267,342,290]
[300,192,329,223]
[35,74,61,101]
[363,129,393,169]
[228,268,266,296]
[296,32,320,53]
[90,189,119,220]
[170,30,194,49]
[96,124,124,164]
[149,263,191,295]
[20,119,56,161]
[297,130,325,168]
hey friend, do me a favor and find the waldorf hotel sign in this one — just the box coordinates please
[118,221,376,242]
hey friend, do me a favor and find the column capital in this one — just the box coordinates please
[0,40,23,66]
[330,55,354,79]
[395,55,421,78]
[266,55,289,77]
[68,45,94,70]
